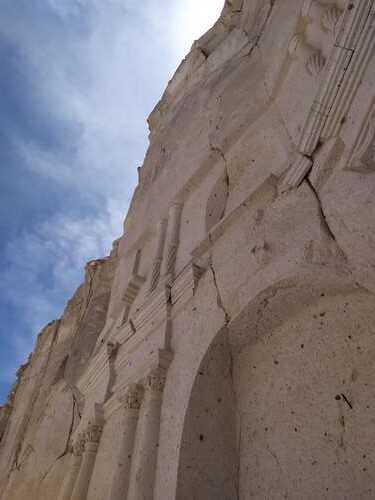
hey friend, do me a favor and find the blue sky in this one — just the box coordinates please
[0,0,224,403]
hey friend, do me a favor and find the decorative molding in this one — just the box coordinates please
[321,6,342,33]
[131,285,171,339]
[191,175,278,259]
[171,262,203,306]
[288,34,325,77]
[144,368,166,393]
[163,202,183,281]
[121,272,146,325]
[106,341,120,358]
[85,422,103,444]
[114,322,135,345]
[302,0,342,34]
[149,219,167,293]
[123,274,146,306]
[280,153,313,190]
[78,286,171,397]
[77,349,108,395]
[120,384,143,411]
[298,0,373,155]
[72,433,85,457]
[281,0,374,186]
[306,52,326,78]
[322,1,375,139]
[113,349,173,404]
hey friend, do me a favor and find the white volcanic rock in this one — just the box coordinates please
[2,1,375,499]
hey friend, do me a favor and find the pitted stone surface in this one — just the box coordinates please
[1,1,375,499]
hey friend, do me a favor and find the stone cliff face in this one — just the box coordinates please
[2,1,375,499]
[0,251,117,499]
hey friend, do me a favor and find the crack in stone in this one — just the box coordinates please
[208,239,230,325]
[305,177,338,243]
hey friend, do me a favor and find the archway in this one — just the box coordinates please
[176,327,239,500]
[177,283,375,499]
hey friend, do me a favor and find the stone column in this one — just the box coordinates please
[57,433,85,500]
[108,385,143,500]
[149,219,167,293]
[164,203,183,281]
[70,422,103,500]
[127,368,166,500]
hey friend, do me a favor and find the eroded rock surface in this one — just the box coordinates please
[1,1,375,499]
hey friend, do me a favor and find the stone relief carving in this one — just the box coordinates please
[149,219,167,293]
[164,203,183,280]
[288,34,325,78]
[144,369,166,393]
[72,433,85,457]
[106,341,120,358]
[321,6,342,33]
[305,51,326,78]
[121,385,143,410]
[205,171,229,232]
[302,0,342,34]
[281,153,313,190]
[288,1,344,81]
[85,422,103,444]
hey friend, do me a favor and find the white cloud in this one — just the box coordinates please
[0,0,224,394]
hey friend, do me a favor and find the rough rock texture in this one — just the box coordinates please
[2,1,375,499]
[0,253,117,500]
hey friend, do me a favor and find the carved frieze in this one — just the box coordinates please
[282,0,372,186]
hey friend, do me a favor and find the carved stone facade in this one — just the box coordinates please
[1,1,375,499]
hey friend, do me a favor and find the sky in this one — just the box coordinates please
[0,0,224,403]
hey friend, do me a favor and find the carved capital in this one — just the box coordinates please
[106,341,119,358]
[122,385,143,410]
[144,369,166,393]
[85,422,103,444]
[72,433,85,457]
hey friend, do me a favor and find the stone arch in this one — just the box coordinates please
[177,276,375,499]
[176,327,239,500]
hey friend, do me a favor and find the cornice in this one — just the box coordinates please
[171,262,203,307]
[105,349,173,420]
[77,286,171,397]
[191,175,278,259]
[131,285,171,338]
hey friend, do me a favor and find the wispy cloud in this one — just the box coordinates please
[0,0,224,399]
